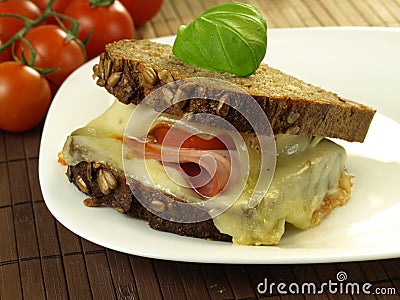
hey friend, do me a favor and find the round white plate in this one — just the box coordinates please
[39,27,400,264]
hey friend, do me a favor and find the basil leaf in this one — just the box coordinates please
[172,2,267,77]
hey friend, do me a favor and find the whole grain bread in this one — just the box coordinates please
[67,161,232,242]
[93,39,375,142]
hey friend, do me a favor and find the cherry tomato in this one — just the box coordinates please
[15,24,86,93]
[0,37,13,62]
[0,61,51,132]
[28,0,69,13]
[26,0,47,11]
[0,1,41,43]
[51,0,70,13]
[27,0,73,24]
[120,0,163,26]
[63,0,134,60]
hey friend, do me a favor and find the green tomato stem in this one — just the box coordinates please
[13,36,37,66]
[0,0,56,55]
[0,0,87,72]
[51,12,88,60]
[89,0,114,8]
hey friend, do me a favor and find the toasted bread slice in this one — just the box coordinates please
[93,39,375,142]
[66,161,352,244]
[67,162,232,241]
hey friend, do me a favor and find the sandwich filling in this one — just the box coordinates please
[123,122,233,199]
[62,100,351,245]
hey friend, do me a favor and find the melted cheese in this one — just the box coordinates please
[62,100,347,245]
[213,139,346,245]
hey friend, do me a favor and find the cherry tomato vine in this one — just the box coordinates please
[0,0,161,132]
[0,0,87,71]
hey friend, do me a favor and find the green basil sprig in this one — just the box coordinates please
[172,2,267,77]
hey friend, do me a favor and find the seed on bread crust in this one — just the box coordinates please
[103,169,118,189]
[97,168,117,195]
[216,93,230,117]
[96,78,106,87]
[143,67,158,85]
[113,58,124,72]
[151,200,166,212]
[75,175,90,194]
[97,174,110,195]
[104,59,113,82]
[107,72,122,88]
[98,53,105,79]
[93,59,106,87]
[216,102,229,117]
[158,69,174,84]
[172,86,189,109]
[83,197,105,207]
[174,99,188,110]
[161,87,175,104]
[92,64,99,80]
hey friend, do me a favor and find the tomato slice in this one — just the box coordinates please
[149,122,228,150]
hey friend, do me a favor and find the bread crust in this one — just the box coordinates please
[67,161,232,242]
[93,39,376,142]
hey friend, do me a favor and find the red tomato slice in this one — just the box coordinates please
[150,123,228,150]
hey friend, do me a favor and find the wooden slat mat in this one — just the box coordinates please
[1,0,400,299]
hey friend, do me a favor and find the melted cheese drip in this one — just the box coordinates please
[62,100,347,245]
[213,139,346,245]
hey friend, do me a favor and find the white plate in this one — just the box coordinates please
[39,27,400,264]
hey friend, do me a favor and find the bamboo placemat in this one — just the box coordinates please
[1,0,400,299]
